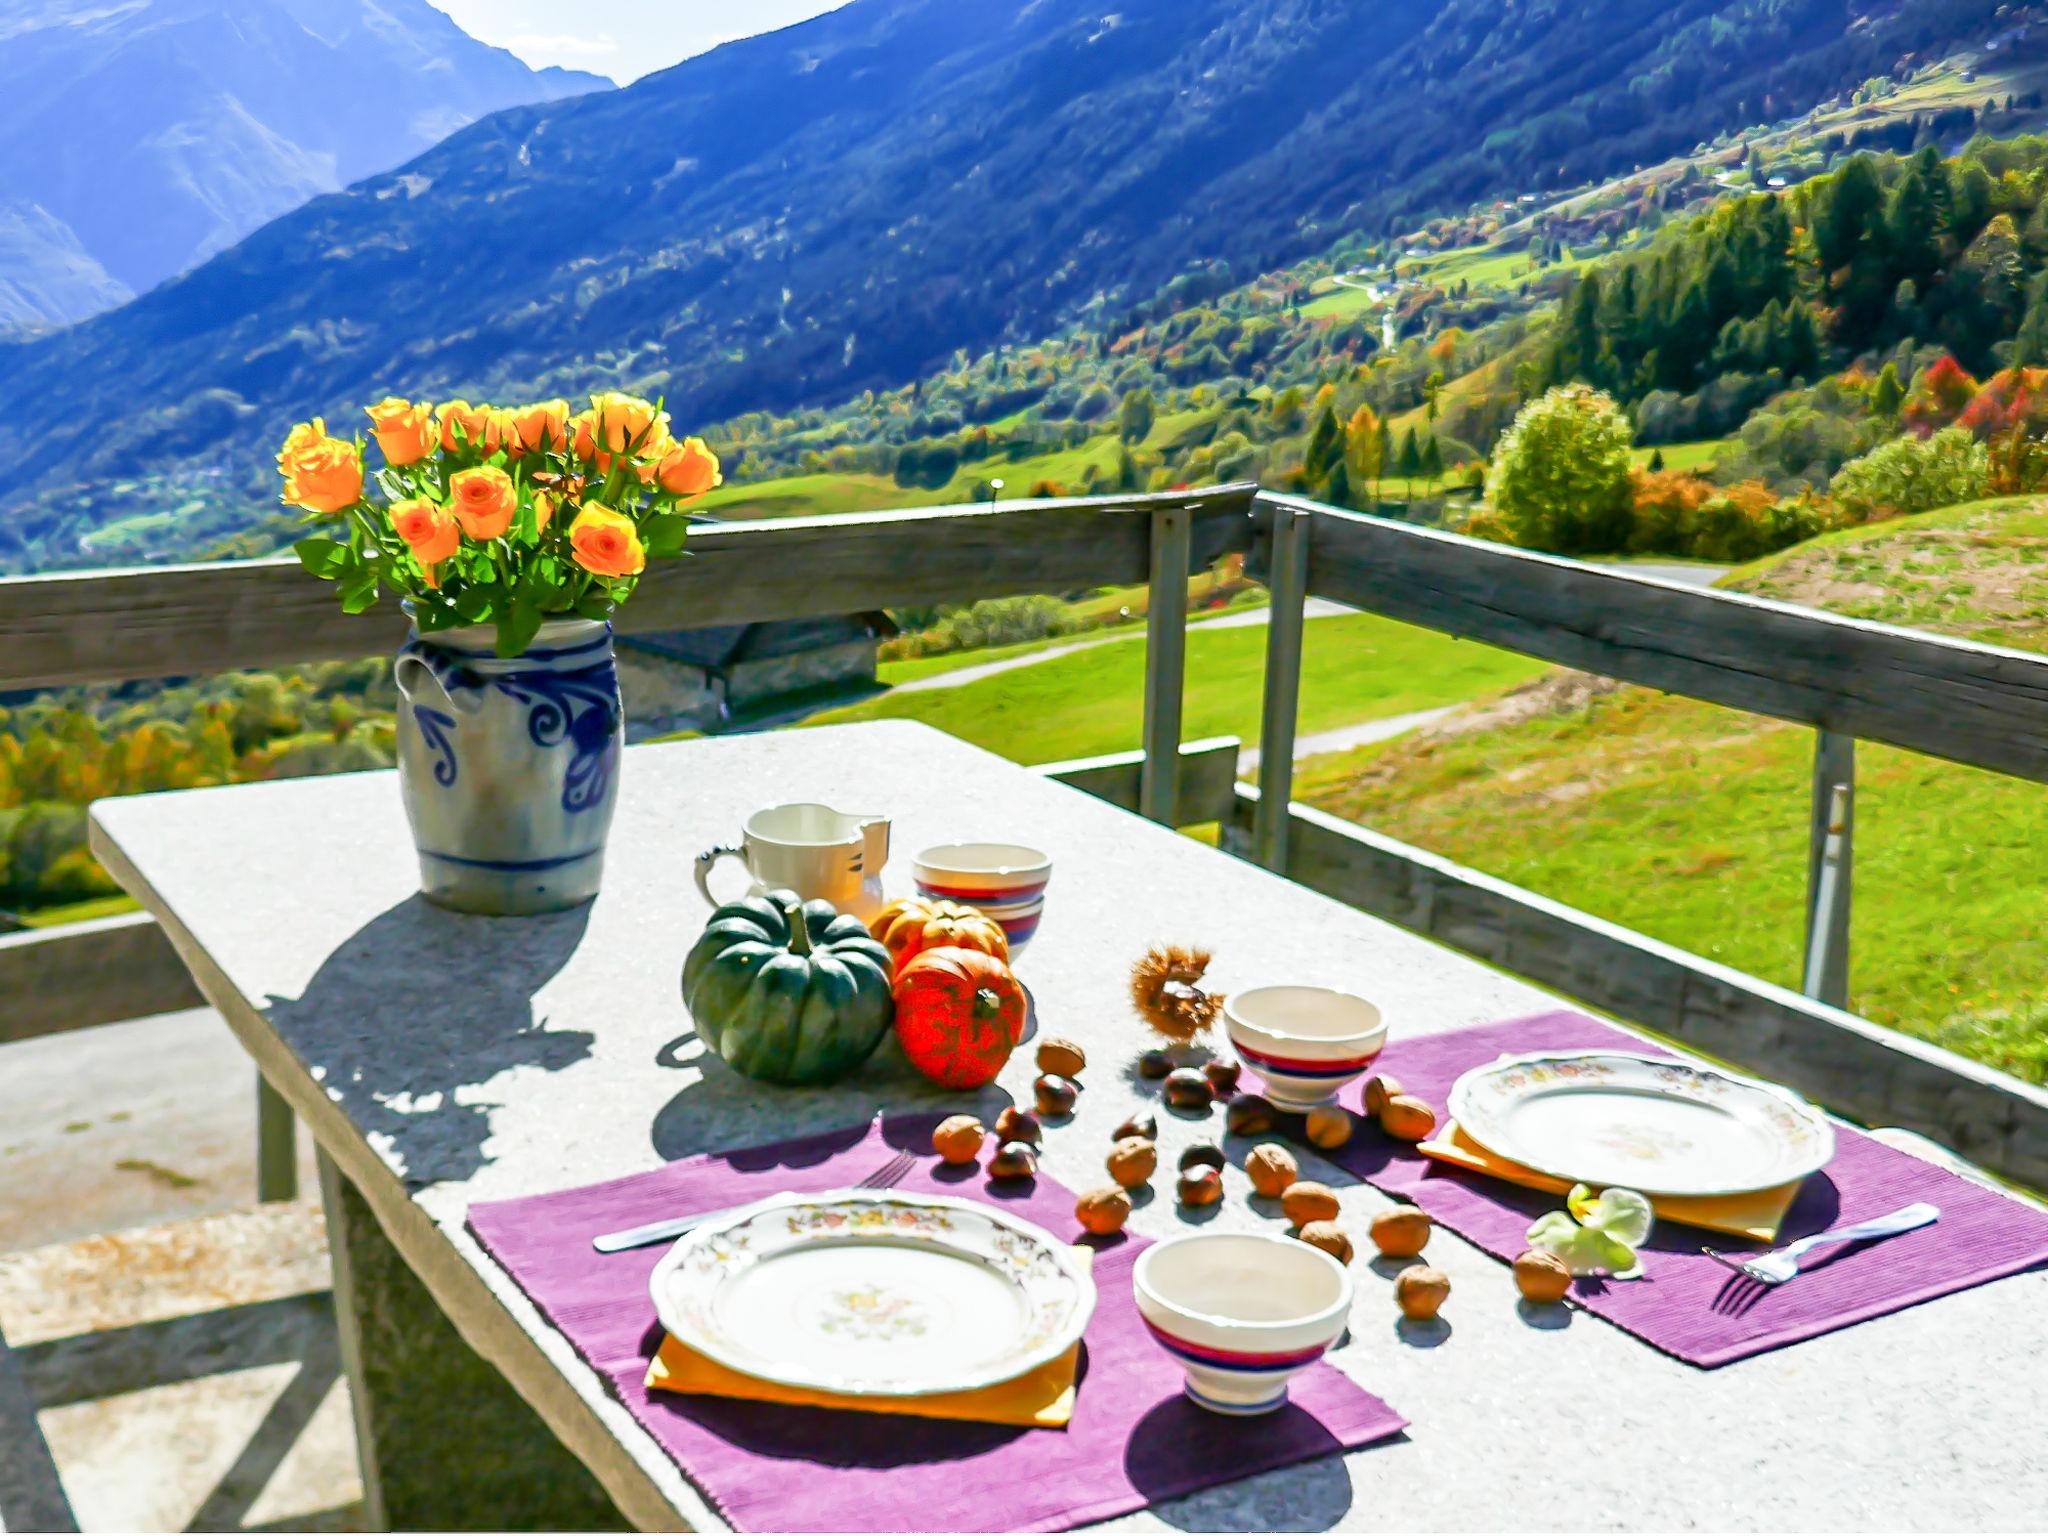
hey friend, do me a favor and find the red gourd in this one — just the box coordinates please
[892,945,1028,1089]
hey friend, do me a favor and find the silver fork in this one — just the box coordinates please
[1703,1202,1939,1286]
[591,1147,919,1252]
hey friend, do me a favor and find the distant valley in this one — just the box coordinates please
[0,0,607,335]
[0,0,2000,570]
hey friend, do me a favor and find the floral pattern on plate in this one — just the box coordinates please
[649,1189,1096,1398]
[1449,1050,1834,1197]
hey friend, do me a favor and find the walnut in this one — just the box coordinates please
[931,1114,985,1166]
[1280,1180,1342,1226]
[1244,1142,1299,1198]
[1075,1186,1133,1236]
[1514,1249,1573,1304]
[1394,1265,1450,1321]
[1304,1104,1354,1150]
[1362,1073,1403,1118]
[1296,1220,1353,1265]
[1036,1037,1087,1078]
[1106,1136,1158,1189]
[1368,1207,1432,1259]
[1379,1095,1438,1142]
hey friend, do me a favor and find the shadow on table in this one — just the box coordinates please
[264,894,595,1188]
[646,1028,1021,1165]
[1126,1396,1358,1530]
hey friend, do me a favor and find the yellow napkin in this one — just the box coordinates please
[644,1247,1092,1428]
[1418,1121,1801,1242]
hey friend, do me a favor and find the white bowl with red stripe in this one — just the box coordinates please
[912,842,1051,905]
[1134,1233,1353,1415]
[914,842,1051,952]
[1223,984,1387,1111]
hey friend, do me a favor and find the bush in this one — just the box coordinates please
[1829,426,1990,519]
[881,595,1080,660]
[1488,383,1635,552]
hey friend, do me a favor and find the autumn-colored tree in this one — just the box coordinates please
[1900,356,1980,437]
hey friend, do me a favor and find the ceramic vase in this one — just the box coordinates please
[392,616,623,915]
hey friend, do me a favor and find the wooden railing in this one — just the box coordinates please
[5,483,2048,1189]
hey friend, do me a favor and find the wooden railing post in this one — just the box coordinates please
[257,1075,298,1201]
[1139,506,1193,824]
[1252,499,1310,873]
[1803,730,1854,1009]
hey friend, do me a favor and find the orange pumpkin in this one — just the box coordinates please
[869,895,1009,974]
[892,946,1028,1089]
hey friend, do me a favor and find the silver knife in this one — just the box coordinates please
[591,1204,747,1253]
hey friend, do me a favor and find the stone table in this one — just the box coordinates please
[91,722,2048,1531]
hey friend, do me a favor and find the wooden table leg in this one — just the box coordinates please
[316,1151,630,1531]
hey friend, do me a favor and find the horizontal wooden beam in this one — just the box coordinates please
[1224,786,2048,1190]
[0,485,1258,693]
[0,911,204,1045]
[1038,736,1242,826]
[1264,494,2048,785]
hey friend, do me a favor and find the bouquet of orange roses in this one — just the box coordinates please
[280,391,721,656]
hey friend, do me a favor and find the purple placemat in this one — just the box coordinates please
[467,1115,1406,1533]
[1274,1010,2048,1368]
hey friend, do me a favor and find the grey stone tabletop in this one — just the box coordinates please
[90,721,2048,1532]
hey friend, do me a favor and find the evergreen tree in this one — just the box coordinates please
[1420,434,1443,487]
[1304,405,1344,483]
[1886,149,1947,288]
[1322,459,1354,510]
[1395,427,1421,496]
[1375,417,1393,501]
[2013,276,2048,368]
[1647,447,1666,472]
[1871,361,1906,418]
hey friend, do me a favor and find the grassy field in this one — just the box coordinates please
[879,591,1268,685]
[1290,495,2048,1081]
[812,612,1546,764]
[1630,437,1735,474]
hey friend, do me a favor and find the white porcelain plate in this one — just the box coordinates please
[648,1189,1096,1397]
[1448,1050,1835,1197]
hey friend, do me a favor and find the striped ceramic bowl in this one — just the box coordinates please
[1134,1233,1353,1415]
[1223,984,1387,1111]
[912,842,1052,906]
[973,894,1045,954]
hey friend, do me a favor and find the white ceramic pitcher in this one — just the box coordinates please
[695,803,890,920]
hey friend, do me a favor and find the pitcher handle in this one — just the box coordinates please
[695,845,748,907]
[394,641,470,713]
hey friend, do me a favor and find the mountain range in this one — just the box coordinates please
[0,0,607,334]
[0,0,2002,569]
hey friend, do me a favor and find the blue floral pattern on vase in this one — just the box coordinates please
[393,618,625,915]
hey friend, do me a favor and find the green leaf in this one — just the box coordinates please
[453,587,494,623]
[497,599,545,658]
[573,593,614,621]
[642,513,691,558]
[339,569,380,614]
[295,537,350,580]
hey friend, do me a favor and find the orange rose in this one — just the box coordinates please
[365,397,435,466]
[448,465,518,540]
[391,496,459,567]
[276,418,364,514]
[589,391,670,457]
[437,400,493,453]
[657,436,722,497]
[568,409,598,460]
[568,504,646,578]
[509,399,570,456]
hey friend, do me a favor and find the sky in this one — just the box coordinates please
[431,1,850,83]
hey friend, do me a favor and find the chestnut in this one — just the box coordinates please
[1176,1165,1224,1206]
[1163,1067,1214,1112]
[1225,1094,1277,1137]
[1033,1074,1079,1117]
[989,1140,1039,1181]
[993,1105,1042,1145]
[1177,1142,1226,1173]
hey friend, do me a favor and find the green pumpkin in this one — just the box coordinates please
[682,888,896,1085]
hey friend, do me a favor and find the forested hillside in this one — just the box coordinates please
[0,0,1997,570]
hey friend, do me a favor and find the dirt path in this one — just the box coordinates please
[891,599,1355,694]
